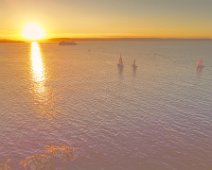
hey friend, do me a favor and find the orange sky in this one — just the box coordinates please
[1,0,212,40]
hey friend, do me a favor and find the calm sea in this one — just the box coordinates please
[0,40,212,169]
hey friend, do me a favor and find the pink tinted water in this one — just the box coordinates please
[0,40,212,169]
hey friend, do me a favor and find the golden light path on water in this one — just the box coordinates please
[30,42,54,118]
[31,42,46,94]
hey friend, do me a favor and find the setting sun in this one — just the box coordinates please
[22,23,46,41]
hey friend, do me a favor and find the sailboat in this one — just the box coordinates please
[196,58,204,72]
[117,55,124,68]
[132,59,138,69]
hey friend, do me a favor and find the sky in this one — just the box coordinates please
[1,0,212,39]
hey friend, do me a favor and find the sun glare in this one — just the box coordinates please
[22,23,46,41]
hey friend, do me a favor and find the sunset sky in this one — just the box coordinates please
[1,0,212,40]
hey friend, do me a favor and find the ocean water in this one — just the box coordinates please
[0,40,212,169]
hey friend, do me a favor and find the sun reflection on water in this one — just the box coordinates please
[31,42,45,83]
[30,42,54,118]
[31,42,46,98]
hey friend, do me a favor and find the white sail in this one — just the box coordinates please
[118,54,124,67]
[119,56,123,65]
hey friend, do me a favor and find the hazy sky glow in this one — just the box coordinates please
[1,0,212,39]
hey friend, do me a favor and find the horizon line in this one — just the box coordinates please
[1,37,212,42]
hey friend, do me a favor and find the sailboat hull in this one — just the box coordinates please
[117,64,124,68]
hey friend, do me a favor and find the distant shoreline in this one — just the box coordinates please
[1,37,212,43]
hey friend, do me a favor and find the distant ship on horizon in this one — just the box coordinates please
[59,41,77,46]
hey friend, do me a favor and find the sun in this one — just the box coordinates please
[22,23,46,41]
